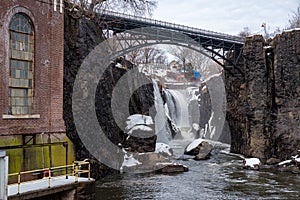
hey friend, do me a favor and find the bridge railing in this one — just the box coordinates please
[98,9,244,44]
[8,161,91,194]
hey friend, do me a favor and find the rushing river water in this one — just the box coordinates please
[96,139,300,200]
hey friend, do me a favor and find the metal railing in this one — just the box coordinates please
[8,161,91,194]
[98,9,244,44]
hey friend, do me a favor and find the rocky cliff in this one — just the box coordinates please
[63,13,156,178]
[226,30,300,162]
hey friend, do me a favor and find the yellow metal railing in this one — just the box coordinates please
[8,161,91,194]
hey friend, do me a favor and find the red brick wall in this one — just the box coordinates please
[0,0,65,135]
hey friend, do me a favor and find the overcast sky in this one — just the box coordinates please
[152,0,299,35]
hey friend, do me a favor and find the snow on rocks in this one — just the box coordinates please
[277,154,300,174]
[155,143,173,157]
[125,114,153,130]
[125,114,154,140]
[120,149,142,173]
[184,138,213,160]
[127,125,153,135]
[185,138,204,153]
[120,150,188,173]
[243,158,261,170]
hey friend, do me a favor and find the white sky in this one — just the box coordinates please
[152,0,299,35]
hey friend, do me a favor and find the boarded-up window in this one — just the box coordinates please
[9,13,34,115]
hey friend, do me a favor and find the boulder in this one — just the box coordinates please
[119,151,189,173]
[184,139,213,160]
[157,163,189,173]
[266,158,281,165]
[277,155,300,173]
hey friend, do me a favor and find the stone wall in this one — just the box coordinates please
[226,30,300,162]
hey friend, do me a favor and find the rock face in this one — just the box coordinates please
[64,13,156,178]
[226,30,300,163]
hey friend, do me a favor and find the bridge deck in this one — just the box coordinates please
[99,10,244,49]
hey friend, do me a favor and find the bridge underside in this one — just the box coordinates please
[97,11,244,76]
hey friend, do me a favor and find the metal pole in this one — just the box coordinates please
[0,150,8,200]
[65,143,68,179]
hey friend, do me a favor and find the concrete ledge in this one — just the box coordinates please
[2,114,40,119]
[8,176,95,200]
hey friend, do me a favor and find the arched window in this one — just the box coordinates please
[9,13,34,115]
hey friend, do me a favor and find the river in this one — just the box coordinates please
[95,139,300,200]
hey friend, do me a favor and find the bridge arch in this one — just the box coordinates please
[98,10,244,75]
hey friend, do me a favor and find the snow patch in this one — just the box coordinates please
[155,143,173,156]
[244,158,261,168]
[192,123,200,131]
[115,63,123,68]
[125,114,153,130]
[127,125,153,135]
[283,28,300,33]
[278,160,292,166]
[264,46,273,49]
[120,149,142,173]
[186,138,204,152]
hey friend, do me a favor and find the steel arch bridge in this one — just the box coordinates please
[97,10,245,76]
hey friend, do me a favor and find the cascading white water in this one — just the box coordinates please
[152,80,172,144]
[165,89,190,128]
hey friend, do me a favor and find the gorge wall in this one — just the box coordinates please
[63,13,156,178]
[226,30,300,162]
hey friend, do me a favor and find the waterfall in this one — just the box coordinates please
[152,80,172,144]
[165,89,190,128]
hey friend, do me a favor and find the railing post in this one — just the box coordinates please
[88,162,91,181]
[17,172,21,195]
[0,150,8,200]
[74,163,78,183]
[48,168,51,188]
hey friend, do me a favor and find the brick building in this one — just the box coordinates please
[0,0,73,174]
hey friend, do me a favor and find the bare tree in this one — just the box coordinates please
[238,27,251,38]
[169,46,209,71]
[64,0,157,18]
[126,47,167,65]
[288,2,300,29]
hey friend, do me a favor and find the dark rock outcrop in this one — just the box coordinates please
[225,30,300,163]
[64,13,156,179]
